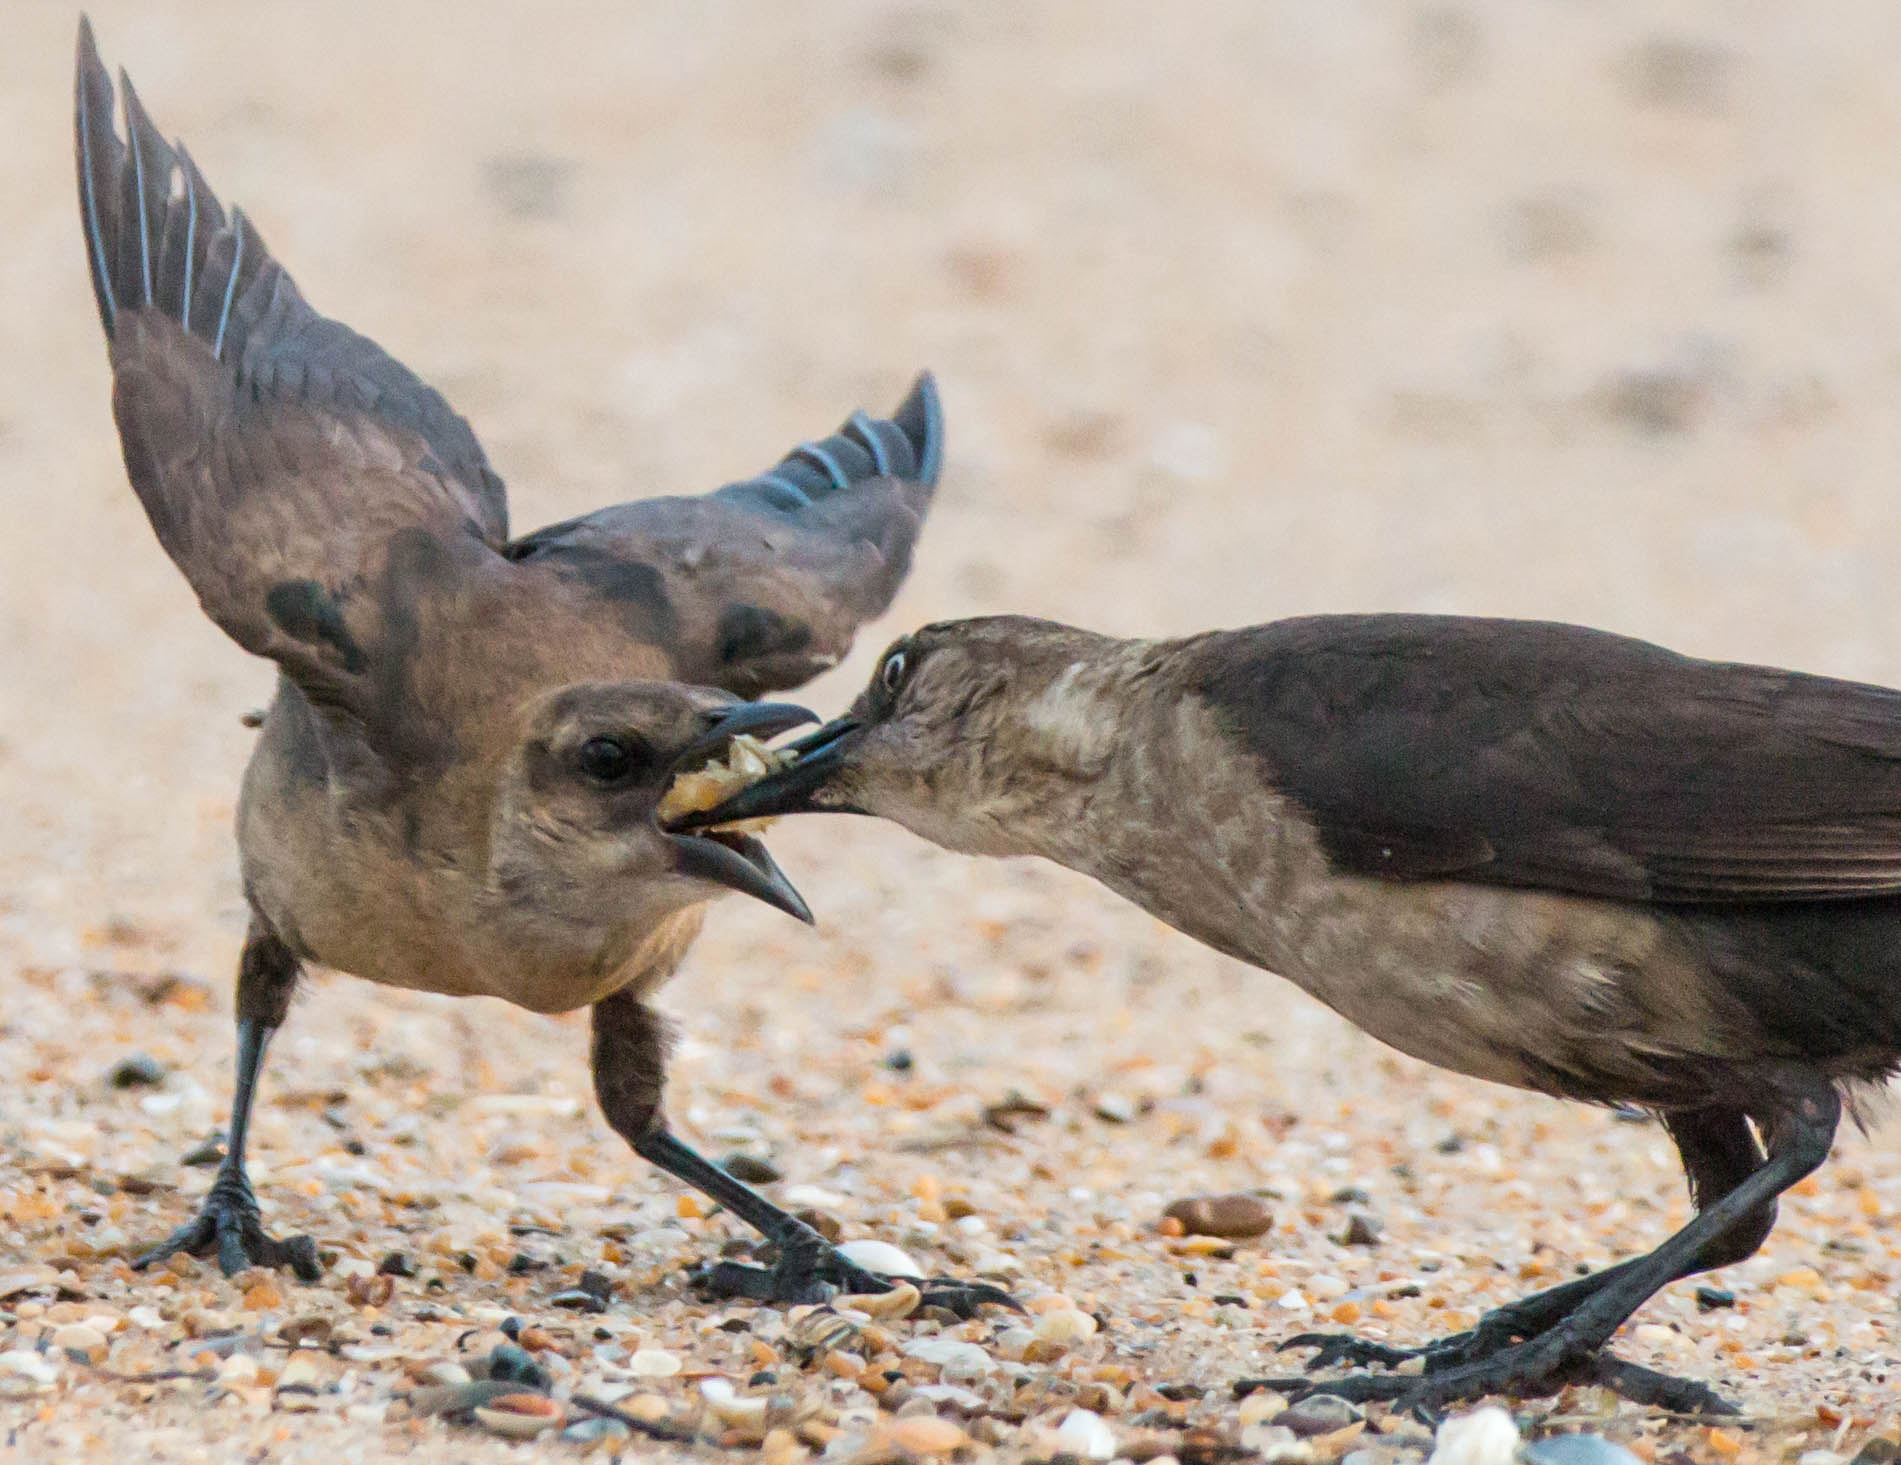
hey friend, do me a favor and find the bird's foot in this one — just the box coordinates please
[1276,1329,1458,1373]
[1239,1330,1736,1422]
[1276,1305,1528,1375]
[693,1226,1019,1318]
[132,1173,322,1283]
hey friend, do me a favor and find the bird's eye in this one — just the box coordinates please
[880,650,910,695]
[576,735,645,785]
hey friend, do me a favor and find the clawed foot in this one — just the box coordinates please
[132,1175,322,1283]
[1277,1319,1504,1375]
[1240,1328,1736,1420]
[693,1227,1019,1318]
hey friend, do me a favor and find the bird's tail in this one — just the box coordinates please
[75,15,278,363]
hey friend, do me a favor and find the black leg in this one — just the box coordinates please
[1281,1103,1777,1377]
[134,921,321,1282]
[591,988,1017,1315]
[1253,1080,1839,1415]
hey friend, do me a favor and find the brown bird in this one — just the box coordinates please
[680,611,1901,1410]
[73,19,1008,1312]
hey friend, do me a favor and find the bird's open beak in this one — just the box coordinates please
[664,702,818,925]
[667,717,865,832]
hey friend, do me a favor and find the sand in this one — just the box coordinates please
[3,2,1899,1460]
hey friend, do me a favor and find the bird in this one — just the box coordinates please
[676,609,1901,1411]
[72,18,1011,1313]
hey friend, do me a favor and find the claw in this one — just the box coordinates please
[692,1237,1018,1316]
[1276,1329,1426,1372]
[133,1179,322,1283]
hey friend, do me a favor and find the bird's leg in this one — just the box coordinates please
[1277,1260,1645,1374]
[134,921,321,1281]
[1252,1084,1837,1416]
[592,989,1016,1316]
[1278,1104,1778,1376]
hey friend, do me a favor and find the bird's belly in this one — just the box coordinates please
[1261,877,1653,1089]
[1133,836,1727,1101]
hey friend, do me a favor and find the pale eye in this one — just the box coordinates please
[880,650,909,695]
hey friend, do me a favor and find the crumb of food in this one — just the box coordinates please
[657,734,792,833]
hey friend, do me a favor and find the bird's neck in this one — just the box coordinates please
[1024,658,1327,976]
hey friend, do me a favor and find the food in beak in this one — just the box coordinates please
[658,734,795,833]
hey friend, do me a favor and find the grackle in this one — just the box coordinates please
[682,611,1901,1408]
[73,19,1009,1314]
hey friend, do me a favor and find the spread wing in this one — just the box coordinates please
[506,375,941,698]
[75,20,508,722]
[1188,614,1901,902]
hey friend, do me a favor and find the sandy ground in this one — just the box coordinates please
[5,0,1901,1460]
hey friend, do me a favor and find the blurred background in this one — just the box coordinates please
[4,0,1901,1433]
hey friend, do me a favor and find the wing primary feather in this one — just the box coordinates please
[214,208,246,361]
[74,18,119,333]
[119,70,153,306]
[179,147,197,332]
[847,409,892,474]
[791,442,851,492]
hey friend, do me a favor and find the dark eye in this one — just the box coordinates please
[879,650,910,695]
[576,735,646,786]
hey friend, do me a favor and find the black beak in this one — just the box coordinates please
[667,717,865,833]
[663,701,819,925]
[668,701,817,773]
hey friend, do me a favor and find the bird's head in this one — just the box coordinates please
[493,682,816,925]
[669,616,1122,859]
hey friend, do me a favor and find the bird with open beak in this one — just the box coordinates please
[678,611,1901,1410]
[73,19,1010,1314]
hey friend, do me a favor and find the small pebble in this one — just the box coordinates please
[1276,1394,1363,1436]
[721,1152,784,1184]
[279,1316,333,1348]
[486,1342,551,1391]
[276,1356,323,1391]
[1092,1093,1137,1124]
[52,1323,108,1364]
[409,1380,522,1417]
[180,1134,226,1166]
[841,1281,921,1319]
[1054,1407,1118,1461]
[564,1415,632,1443]
[216,1353,259,1387]
[701,1376,771,1429]
[1239,1391,1289,1426]
[1337,1211,1383,1246]
[1694,1285,1736,1310]
[375,1251,415,1277]
[1032,1307,1098,1345]
[630,1346,682,1378]
[890,1415,969,1454]
[1163,1193,1275,1239]
[106,1053,166,1088]
[1429,1407,1520,1465]
[833,1239,922,1278]
[1524,1437,1645,1465]
[1241,1423,1314,1462]
[475,1392,565,1438]
[902,1337,992,1380]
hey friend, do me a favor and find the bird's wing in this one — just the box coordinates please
[1188,614,1901,902]
[505,375,941,698]
[76,21,508,724]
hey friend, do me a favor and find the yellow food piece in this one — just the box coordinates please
[657,734,792,834]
